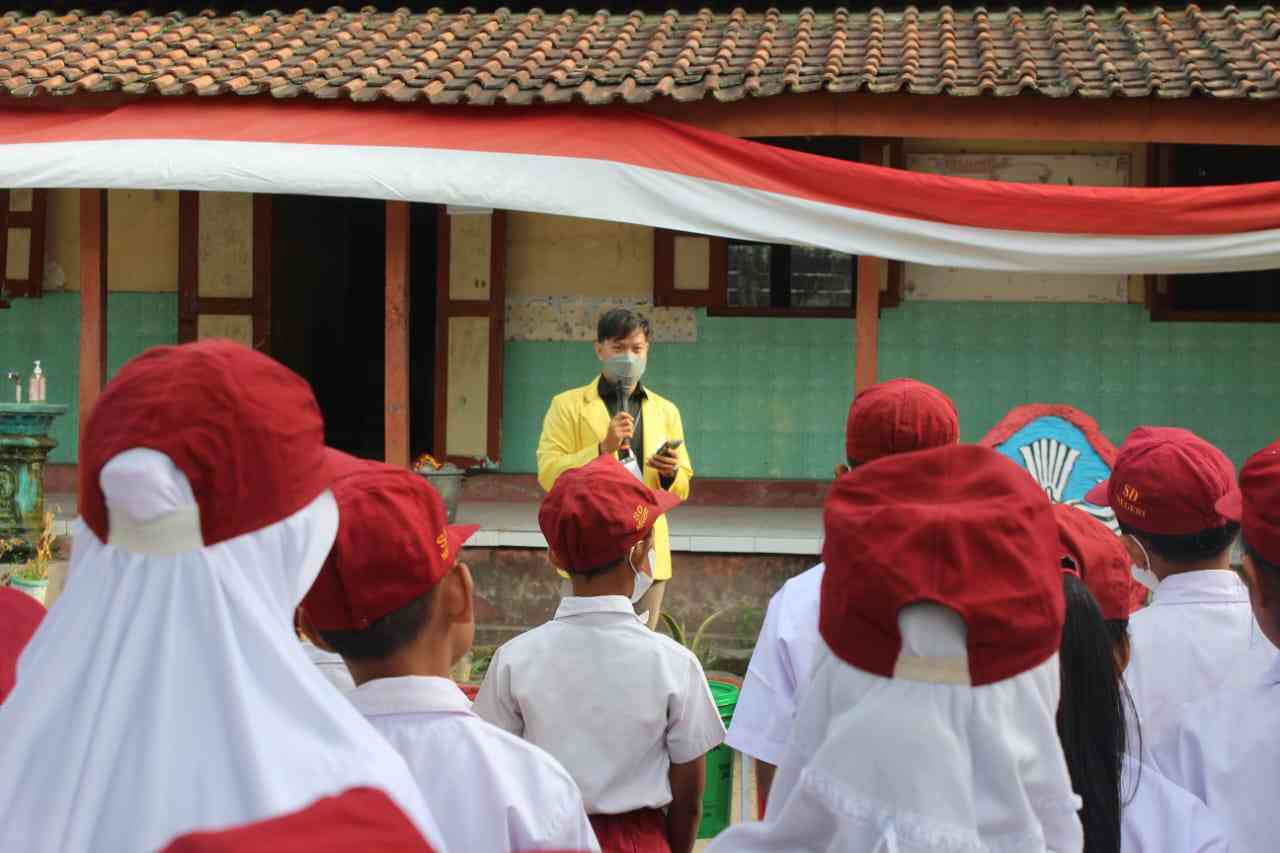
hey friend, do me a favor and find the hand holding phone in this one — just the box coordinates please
[648,439,683,476]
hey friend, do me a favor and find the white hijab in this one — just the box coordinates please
[709,604,1084,853]
[0,449,443,853]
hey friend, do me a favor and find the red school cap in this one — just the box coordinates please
[845,378,959,465]
[820,444,1064,687]
[303,461,479,632]
[0,587,45,704]
[1053,503,1141,621]
[1084,427,1236,536]
[78,339,351,549]
[539,454,682,574]
[159,787,436,853]
[1217,438,1280,567]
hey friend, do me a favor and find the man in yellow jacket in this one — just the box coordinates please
[537,308,692,628]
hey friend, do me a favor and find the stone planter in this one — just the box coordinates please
[0,403,69,540]
[415,466,466,523]
[9,574,48,605]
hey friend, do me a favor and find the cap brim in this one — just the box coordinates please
[447,523,481,556]
[322,447,375,482]
[652,488,684,519]
[1084,479,1111,506]
[1215,488,1243,522]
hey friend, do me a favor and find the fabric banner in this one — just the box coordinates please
[6,100,1280,273]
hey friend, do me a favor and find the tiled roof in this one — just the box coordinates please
[4,5,1280,105]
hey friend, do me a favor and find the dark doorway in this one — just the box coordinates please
[271,196,438,460]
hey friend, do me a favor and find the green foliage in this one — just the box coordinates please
[660,606,755,669]
[0,536,34,566]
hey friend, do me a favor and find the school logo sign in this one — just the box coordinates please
[436,532,450,560]
[633,505,649,530]
[980,404,1120,532]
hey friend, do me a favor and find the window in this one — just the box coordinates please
[654,137,902,317]
[1150,145,1280,322]
[0,189,49,308]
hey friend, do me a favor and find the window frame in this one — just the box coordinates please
[1147,143,1280,324]
[654,138,903,318]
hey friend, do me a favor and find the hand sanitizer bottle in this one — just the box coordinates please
[29,360,44,403]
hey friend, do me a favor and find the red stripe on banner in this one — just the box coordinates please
[6,101,1280,237]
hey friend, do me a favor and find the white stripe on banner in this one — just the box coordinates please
[16,139,1280,273]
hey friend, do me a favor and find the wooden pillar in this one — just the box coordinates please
[854,254,882,394]
[385,201,410,467]
[79,189,108,421]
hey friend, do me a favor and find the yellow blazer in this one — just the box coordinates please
[536,377,692,580]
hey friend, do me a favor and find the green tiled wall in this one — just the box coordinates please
[0,292,177,463]
[502,303,1280,479]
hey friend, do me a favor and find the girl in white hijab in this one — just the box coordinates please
[0,340,444,853]
[710,445,1084,853]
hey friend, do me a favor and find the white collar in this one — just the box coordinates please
[1150,569,1248,606]
[554,595,641,621]
[347,676,473,718]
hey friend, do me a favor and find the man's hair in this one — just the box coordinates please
[1118,522,1240,564]
[318,589,433,662]
[597,308,652,343]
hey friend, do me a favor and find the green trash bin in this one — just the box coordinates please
[697,680,740,839]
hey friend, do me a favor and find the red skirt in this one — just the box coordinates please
[588,809,671,853]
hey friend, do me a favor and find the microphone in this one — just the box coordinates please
[617,381,635,457]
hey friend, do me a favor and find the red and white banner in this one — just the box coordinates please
[6,100,1280,273]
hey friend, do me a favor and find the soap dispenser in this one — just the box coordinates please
[28,360,45,403]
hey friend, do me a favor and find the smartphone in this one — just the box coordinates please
[653,439,684,458]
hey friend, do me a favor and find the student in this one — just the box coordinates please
[725,378,958,803]
[1085,426,1267,749]
[474,455,724,853]
[0,587,44,704]
[0,340,443,853]
[160,788,438,853]
[708,445,1083,852]
[1052,504,1230,853]
[302,461,599,853]
[1152,438,1280,853]
[296,607,357,693]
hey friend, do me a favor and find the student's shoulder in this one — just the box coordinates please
[491,621,559,661]
[643,627,705,670]
[457,714,582,789]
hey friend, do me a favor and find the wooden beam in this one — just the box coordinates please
[854,254,881,395]
[638,92,1280,147]
[79,189,108,421]
[385,200,411,467]
[177,191,198,343]
[252,194,272,352]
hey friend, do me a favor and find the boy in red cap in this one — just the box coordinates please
[1151,438,1280,853]
[1084,426,1267,750]
[303,461,599,853]
[0,587,44,705]
[473,455,725,853]
[725,377,959,804]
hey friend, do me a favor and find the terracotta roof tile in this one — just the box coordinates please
[4,5,1280,104]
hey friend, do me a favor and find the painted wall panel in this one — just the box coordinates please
[198,192,253,298]
[108,190,179,293]
[506,213,652,298]
[904,154,1131,303]
[673,236,711,291]
[446,316,490,458]
[449,213,492,301]
[0,292,177,463]
[197,314,253,346]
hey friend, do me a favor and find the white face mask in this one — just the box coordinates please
[1128,535,1159,591]
[629,542,654,605]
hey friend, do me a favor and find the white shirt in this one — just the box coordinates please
[1152,651,1280,853]
[301,640,356,693]
[1121,754,1231,853]
[724,564,823,765]
[1125,570,1267,749]
[474,595,726,815]
[350,675,599,853]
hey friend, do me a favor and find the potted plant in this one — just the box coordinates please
[7,510,55,604]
